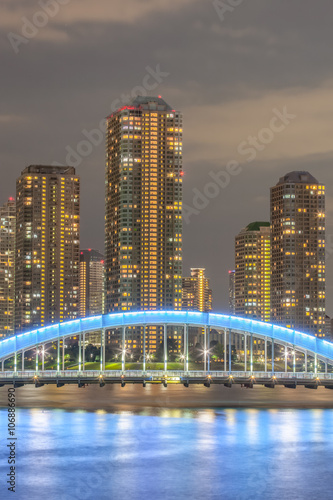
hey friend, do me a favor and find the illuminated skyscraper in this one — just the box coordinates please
[271,171,325,336]
[15,166,80,332]
[80,249,104,317]
[182,268,212,312]
[235,222,271,322]
[105,96,183,352]
[0,198,16,338]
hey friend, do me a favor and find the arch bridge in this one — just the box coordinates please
[1,311,333,390]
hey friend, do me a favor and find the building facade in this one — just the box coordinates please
[15,165,80,332]
[0,198,16,338]
[182,268,212,312]
[79,249,104,317]
[105,96,183,352]
[271,171,325,336]
[235,222,271,322]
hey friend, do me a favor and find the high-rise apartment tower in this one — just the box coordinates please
[15,165,80,332]
[271,171,325,336]
[0,198,16,338]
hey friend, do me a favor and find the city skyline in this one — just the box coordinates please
[2,4,333,500]
[2,1,333,315]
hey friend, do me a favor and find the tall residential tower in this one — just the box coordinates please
[0,198,16,338]
[104,96,183,351]
[15,166,80,332]
[271,171,325,336]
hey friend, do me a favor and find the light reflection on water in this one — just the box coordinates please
[0,407,333,500]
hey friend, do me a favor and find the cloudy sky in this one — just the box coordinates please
[1,0,333,312]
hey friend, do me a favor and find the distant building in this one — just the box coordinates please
[228,270,235,314]
[235,222,271,322]
[323,315,332,339]
[79,249,104,317]
[0,198,16,338]
[15,165,80,332]
[182,268,212,312]
[271,171,325,336]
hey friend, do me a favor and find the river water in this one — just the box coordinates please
[0,385,333,500]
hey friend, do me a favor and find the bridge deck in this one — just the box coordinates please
[1,371,333,389]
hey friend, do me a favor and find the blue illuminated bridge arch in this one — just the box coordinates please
[1,311,333,387]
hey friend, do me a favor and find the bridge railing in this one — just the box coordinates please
[1,370,333,380]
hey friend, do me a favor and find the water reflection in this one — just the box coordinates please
[1,407,333,500]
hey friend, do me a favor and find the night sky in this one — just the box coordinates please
[1,0,333,313]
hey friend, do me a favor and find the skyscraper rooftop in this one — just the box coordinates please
[276,171,319,185]
[129,95,173,110]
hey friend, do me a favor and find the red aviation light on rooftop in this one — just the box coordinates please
[118,106,136,112]
[8,197,14,201]
[180,171,184,177]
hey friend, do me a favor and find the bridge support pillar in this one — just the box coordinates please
[143,325,146,372]
[36,346,39,373]
[100,330,103,372]
[103,330,106,371]
[62,337,65,371]
[14,351,17,373]
[244,335,247,372]
[285,346,288,373]
[250,333,253,374]
[164,324,167,372]
[264,339,267,372]
[1,360,4,372]
[305,351,307,372]
[57,339,60,373]
[315,354,317,374]
[204,326,207,372]
[184,324,189,372]
[325,361,328,374]
[79,334,82,372]
[293,347,296,374]
[272,339,275,374]
[229,329,232,374]
[83,333,85,371]
[207,326,210,372]
[184,324,187,372]
[224,329,227,372]
[122,326,126,373]
[42,346,45,372]
[22,351,25,371]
